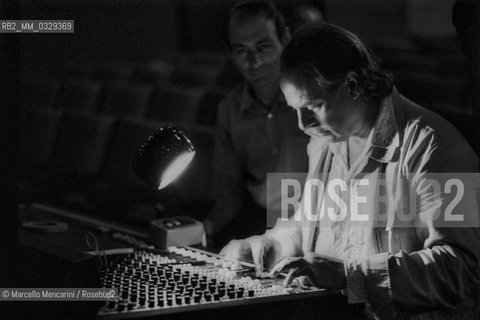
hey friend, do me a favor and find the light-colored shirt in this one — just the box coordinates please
[266,89,480,319]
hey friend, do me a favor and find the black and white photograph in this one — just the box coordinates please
[1,1,480,319]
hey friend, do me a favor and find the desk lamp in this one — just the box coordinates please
[133,125,205,248]
[134,125,195,190]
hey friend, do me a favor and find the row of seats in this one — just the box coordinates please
[21,52,243,126]
[20,79,227,127]
[41,52,230,85]
[372,39,468,109]
[19,108,216,207]
[18,53,238,220]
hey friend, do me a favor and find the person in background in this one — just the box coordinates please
[290,3,324,32]
[221,23,480,319]
[203,0,309,247]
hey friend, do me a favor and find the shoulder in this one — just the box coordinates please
[392,91,461,145]
[216,83,246,124]
[218,83,246,110]
[392,92,478,172]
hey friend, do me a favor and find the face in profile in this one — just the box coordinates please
[280,79,362,143]
[228,13,284,88]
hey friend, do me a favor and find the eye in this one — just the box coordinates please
[256,43,273,52]
[232,47,247,56]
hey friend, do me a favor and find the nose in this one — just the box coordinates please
[247,50,262,68]
[296,107,320,131]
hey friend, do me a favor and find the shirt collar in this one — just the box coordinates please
[239,83,256,113]
[368,91,401,163]
[239,82,286,114]
[326,91,400,163]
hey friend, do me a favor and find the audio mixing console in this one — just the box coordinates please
[97,246,325,319]
[17,204,360,320]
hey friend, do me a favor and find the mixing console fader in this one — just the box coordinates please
[17,204,360,319]
[98,246,326,319]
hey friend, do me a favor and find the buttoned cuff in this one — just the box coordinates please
[344,258,367,303]
[345,252,395,319]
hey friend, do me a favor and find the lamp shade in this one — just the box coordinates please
[134,126,195,190]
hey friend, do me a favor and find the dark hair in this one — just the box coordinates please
[223,0,287,49]
[280,23,393,100]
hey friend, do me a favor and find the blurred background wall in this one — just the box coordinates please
[3,0,478,225]
[18,1,459,73]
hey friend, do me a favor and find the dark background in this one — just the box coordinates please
[0,0,478,319]
[1,0,477,247]
[1,0,478,260]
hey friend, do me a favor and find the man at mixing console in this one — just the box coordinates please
[221,23,480,319]
[203,0,309,246]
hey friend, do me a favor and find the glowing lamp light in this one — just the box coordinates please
[134,126,195,190]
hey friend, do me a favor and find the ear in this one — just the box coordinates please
[281,26,292,46]
[345,71,361,100]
